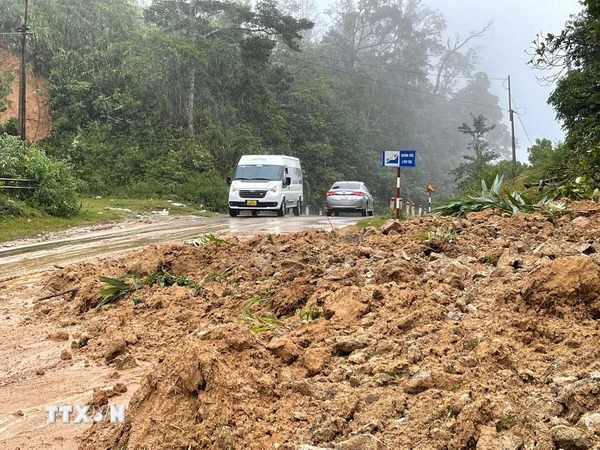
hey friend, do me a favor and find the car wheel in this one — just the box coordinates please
[361,209,367,217]
[228,208,238,217]
[293,198,302,216]
[326,209,333,216]
[277,199,286,217]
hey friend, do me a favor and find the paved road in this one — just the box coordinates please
[0,215,359,279]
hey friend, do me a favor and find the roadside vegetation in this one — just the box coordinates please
[1,0,599,239]
[0,197,212,242]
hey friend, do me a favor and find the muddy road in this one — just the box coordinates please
[0,215,359,280]
[0,214,359,450]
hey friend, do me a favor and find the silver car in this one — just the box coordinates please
[325,181,375,217]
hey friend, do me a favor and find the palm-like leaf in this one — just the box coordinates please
[431,175,568,218]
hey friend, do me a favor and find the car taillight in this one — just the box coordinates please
[326,190,338,196]
[351,191,365,196]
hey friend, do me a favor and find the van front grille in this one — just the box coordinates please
[239,190,267,199]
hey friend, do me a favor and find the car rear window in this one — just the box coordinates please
[331,182,361,190]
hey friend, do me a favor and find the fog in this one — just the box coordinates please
[313,0,582,161]
[426,0,582,161]
[136,0,582,161]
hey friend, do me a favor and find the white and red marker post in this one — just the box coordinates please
[425,183,435,213]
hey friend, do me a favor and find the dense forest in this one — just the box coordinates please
[0,0,598,216]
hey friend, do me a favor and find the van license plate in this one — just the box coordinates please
[246,200,258,206]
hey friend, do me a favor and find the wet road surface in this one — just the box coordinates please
[0,215,359,279]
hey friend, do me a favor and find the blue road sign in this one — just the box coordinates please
[382,150,416,167]
[399,150,416,167]
[382,150,399,167]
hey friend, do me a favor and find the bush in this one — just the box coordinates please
[179,170,229,212]
[0,135,80,217]
[0,117,18,136]
[0,194,24,216]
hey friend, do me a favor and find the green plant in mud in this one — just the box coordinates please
[238,308,283,333]
[243,292,270,309]
[96,275,141,309]
[496,413,517,431]
[202,271,234,284]
[414,228,457,242]
[478,254,500,266]
[185,233,231,246]
[145,265,201,296]
[299,304,322,321]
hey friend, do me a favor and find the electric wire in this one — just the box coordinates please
[301,51,509,81]
[288,54,508,112]
[511,96,534,147]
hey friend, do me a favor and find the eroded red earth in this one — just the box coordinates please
[2,203,600,449]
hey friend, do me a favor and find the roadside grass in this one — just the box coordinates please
[355,213,394,229]
[0,198,216,243]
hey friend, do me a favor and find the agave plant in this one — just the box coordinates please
[431,175,568,218]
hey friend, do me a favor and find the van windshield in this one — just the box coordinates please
[234,164,283,181]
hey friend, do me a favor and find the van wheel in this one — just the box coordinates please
[326,209,333,216]
[293,199,302,216]
[228,208,238,217]
[251,210,259,217]
[277,199,286,217]
[361,209,367,217]
[368,209,374,216]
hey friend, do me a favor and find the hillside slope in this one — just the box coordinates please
[0,48,51,142]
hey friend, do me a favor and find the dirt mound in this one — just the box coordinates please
[28,202,600,449]
[0,47,51,142]
[523,256,600,319]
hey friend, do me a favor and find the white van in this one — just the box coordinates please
[227,155,303,217]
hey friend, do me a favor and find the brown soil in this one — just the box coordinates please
[0,48,51,142]
[4,203,600,449]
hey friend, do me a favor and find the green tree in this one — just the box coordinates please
[451,114,500,192]
[530,0,600,192]
[0,71,14,113]
[527,138,555,167]
[524,138,570,194]
[144,0,313,133]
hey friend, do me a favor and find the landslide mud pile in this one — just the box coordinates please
[32,203,600,449]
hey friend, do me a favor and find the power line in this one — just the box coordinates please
[302,51,509,81]
[288,54,507,112]
[511,96,533,147]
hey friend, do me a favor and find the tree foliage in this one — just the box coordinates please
[0,0,518,212]
[0,135,80,216]
[451,114,500,192]
[530,0,600,194]
[0,70,14,113]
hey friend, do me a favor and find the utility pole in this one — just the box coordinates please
[507,75,517,175]
[17,0,31,141]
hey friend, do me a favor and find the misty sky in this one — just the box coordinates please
[313,0,582,161]
[425,0,582,161]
